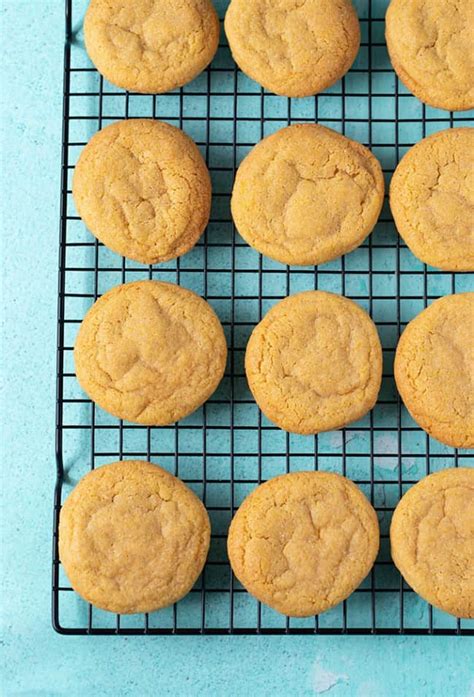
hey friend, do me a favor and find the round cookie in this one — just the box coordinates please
[231,124,384,266]
[390,128,474,272]
[386,0,474,111]
[73,119,211,265]
[390,467,474,618]
[59,460,211,614]
[84,0,220,94]
[394,293,474,449]
[224,0,360,98]
[245,291,383,435]
[74,280,227,425]
[228,471,379,617]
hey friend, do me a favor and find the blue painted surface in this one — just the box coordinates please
[1,1,473,695]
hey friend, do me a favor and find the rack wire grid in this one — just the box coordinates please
[53,0,474,636]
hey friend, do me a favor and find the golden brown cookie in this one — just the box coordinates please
[59,460,211,614]
[394,293,474,449]
[74,280,227,425]
[224,0,360,97]
[228,471,379,617]
[390,467,474,618]
[84,0,220,94]
[245,291,383,435]
[390,128,474,272]
[386,0,474,111]
[231,124,384,266]
[73,119,211,265]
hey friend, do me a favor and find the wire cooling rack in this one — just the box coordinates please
[53,0,474,635]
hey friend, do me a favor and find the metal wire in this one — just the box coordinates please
[53,0,474,636]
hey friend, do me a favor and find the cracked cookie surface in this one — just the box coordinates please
[394,293,474,449]
[84,0,220,93]
[390,128,474,272]
[386,0,474,111]
[74,280,227,425]
[228,471,379,617]
[231,124,384,266]
[245,291,383,435]
[224,0,360,97]
[59,460,211,614]
[390,467,474,618]
[73,119,211,265]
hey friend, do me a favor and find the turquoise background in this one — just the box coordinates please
[1,1,473,695]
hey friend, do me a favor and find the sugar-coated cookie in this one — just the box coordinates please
[84,0,220,93]
[225,0,360,97]
[228,471,379,617]
[59,460,211,614]
[73,119,211,265]
[390,128,474,271]
[386,0,474,111]
[231,124,384,266]
[245,291,383,435]
[394,293,474,449]
[74,281,227,425]
[391,467,474,618]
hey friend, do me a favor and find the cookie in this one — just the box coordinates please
[228,471,379,617]
[74,280,227,425]
[386,0,474,111]
[84,0,220,94]
[224,0,360,98]
[390,468,474,618]
[394,293,474,449]
[390,128,474,272]
[59,460,211,614]
[231,124,384,266]
[245,291,383,435]
[73,119,211,265]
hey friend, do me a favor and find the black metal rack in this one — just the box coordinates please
[53,0,474,635]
